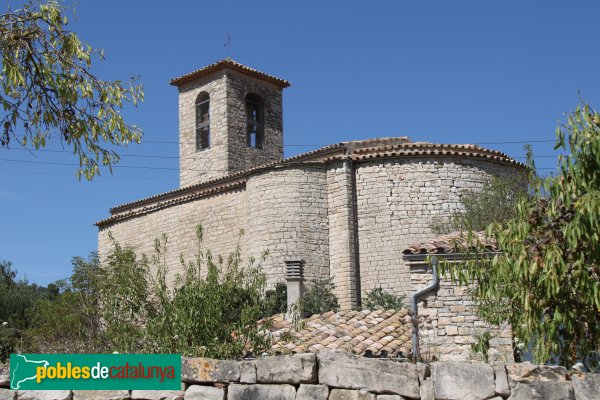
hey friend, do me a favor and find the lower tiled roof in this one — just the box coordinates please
[267,309,413,358]
[402,231,500,255]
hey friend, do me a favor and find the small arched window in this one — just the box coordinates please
[245,93,264,149]
[195,92,210,150]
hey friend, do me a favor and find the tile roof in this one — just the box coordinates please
[402,231,500,255]
[170,58,291,88]
[267,309,413,358]
[97,139,527,227]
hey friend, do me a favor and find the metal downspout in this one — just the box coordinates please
[410,256,440,360]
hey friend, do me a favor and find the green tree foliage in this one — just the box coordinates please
[260,282,288,318]
[443,102,600,367]
[431,176,529,235]
[0,1,143,179]
[363,287,405,311]
[0,259,48,360]
[146,234,271,359]
[27,227,274,359]
[27,253,104,353]
[301,277,339,317]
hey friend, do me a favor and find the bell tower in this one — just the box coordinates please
[170,59,290,187]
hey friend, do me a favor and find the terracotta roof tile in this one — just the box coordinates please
[267,309,413,358]
[170,58,291,88]
[402,231,500,255]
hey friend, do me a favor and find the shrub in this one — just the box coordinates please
[260,282,288,318]
[363,287,405,310]
[145,232,272,359]
[0,260,49,360]
[301,277,339,317]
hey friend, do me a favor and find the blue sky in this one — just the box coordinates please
[2,0,600,285]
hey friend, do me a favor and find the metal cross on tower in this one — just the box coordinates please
[224,33,231,58]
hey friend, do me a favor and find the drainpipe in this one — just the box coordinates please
[410,256,440,360]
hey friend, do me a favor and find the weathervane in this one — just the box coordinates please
[224,33,231,58]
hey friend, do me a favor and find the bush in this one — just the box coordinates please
[301,277,339,317]
[0,260,49,360]
[145,231,272,358]
[363,287,405,310]
[260,282,288,318]
[430,176,528,234]
[27,227,274,359]
[26,253,105,354]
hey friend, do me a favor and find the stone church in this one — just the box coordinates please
[96,59,524,360]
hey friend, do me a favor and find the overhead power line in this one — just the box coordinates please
[0,146,567,161]
[0,169,175,181]
[138,139,558,146]
[0,157,560,174]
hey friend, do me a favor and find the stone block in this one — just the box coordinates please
[17,391,71,400]
[432,362,495,400]
[445,326,459,336]
[329,389,375,400]
[317,352,419,398]
[533,381,574,400]
[181,358,239,384]
[239,361,256,384]
[0,389,14,400]
[73,390,129,400]
[227,383,295,400]
[0,365,8,387]
[183,385,224,400]
[572,374,600,400]
[295,384,328,400]
[508,381,574,400]
[255,354,316,384]
[420,379,434,400]
[131,389,184,400]
[506,362,567,385]
[494,364,510,397]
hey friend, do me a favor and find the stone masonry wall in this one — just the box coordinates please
[178,71,230,186]
[326,161,360,310]
[354,158,521,299]
[246,166,330,287]
[98,188,249,288]
[225,71,284,174]
[3,354,598,399]
[411,265,514,363]
[99,164,331,290]
[177,70,284,187]
[100,157,522,302]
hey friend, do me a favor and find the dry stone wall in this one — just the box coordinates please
[2,354,598,399]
